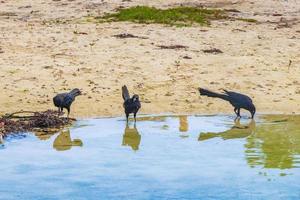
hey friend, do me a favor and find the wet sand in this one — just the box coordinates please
[0,0,299,117]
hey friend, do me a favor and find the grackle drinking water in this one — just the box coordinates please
[199,88,256,119]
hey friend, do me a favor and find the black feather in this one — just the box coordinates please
[199,88,230,101]
[122,85,130,101]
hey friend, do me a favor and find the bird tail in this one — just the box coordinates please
[122,85,130,101]
[198,88,230,101]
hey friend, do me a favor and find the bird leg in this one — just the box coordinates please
[234,116,240,123]
[58,108,63,116]
[67,107,70,119]
[134,112,137,123]
[237,108,241,117]
[234,108,241,118]
[126,113,129,123]
[234,108,238,115]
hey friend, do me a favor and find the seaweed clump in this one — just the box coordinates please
[0,110,74,138]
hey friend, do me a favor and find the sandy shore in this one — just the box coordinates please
[0,0,299,118]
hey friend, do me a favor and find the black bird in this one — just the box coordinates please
[122,85,141,123]
[199,88,256,119]
[53,88,82,118]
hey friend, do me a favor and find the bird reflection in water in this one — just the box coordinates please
[53,129,83,151]
[122,124,141,151]
[199,118,256,141]
[179,116,189,132]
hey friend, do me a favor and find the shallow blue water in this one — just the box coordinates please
[0,115,300,200]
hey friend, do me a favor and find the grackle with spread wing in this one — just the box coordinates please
[122,85,141,123]
[199,88,256,119]
[53,88,82,118]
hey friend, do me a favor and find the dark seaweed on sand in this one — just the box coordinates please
[0,110,74,138]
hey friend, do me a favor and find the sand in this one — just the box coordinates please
[0,0,299,118]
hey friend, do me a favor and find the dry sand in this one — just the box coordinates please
[0,0,299,118]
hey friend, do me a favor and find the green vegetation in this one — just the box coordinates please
[89,6,258,27]
[97,6,227,26]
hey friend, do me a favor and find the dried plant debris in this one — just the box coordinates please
[202,48,223,54]
[73,31,88,35]
[224,9,240,13]
[113,33,148,39]
[275,18,297,29]
[0,12,18,17]
[158,45,188,50]
[183,55,192,59]
[0,110,74,138]
[232,28,246,32]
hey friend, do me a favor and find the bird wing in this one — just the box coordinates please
[53,93,67,107]
[62,94,75,108]
[223,90,253,102]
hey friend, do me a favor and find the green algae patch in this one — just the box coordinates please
[96,6,226,26]
[88,6,258,26]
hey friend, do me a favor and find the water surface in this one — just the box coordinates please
[0,115,300,200]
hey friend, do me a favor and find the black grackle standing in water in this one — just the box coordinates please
[122,85,141,123]
[199,88,256,119]
[53,88,82,118]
